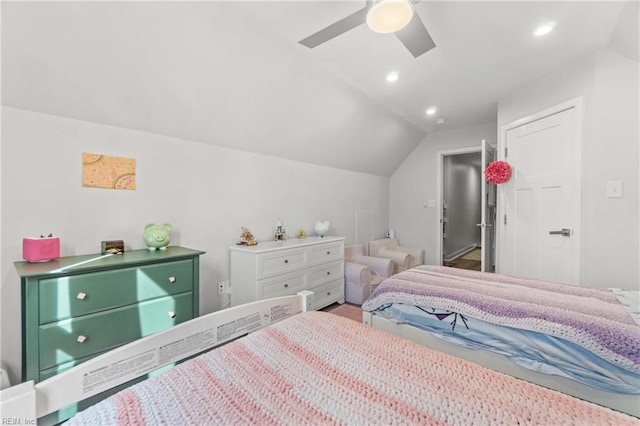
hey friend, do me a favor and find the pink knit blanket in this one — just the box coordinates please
[362,266,640,374]
[66,312,638,425]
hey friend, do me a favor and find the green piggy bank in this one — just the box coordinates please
[144,223,171,250]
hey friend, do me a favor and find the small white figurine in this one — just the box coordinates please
[274,219,286,241]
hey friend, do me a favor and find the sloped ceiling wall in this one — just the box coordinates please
[608,0,640,61]
[1,2,426,177]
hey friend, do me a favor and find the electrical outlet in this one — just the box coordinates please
[606,180,623,198]
[217,281,226,295]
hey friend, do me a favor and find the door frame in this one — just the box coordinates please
[435,145,482,267]
[480,139,496,272]
[496,97,584,279]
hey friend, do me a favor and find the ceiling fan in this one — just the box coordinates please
[298,0,436,58]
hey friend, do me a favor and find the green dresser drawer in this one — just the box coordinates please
[39,259,194,324]
[39,292,193,371]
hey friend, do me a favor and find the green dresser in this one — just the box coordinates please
[15,246,204,423]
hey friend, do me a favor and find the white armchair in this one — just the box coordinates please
[344,245,393,305]
[369,238,425,274]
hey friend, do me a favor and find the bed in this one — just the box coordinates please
[1,291,638,424]
[361,265,640,417]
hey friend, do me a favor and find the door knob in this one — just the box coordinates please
[549,228,571,237]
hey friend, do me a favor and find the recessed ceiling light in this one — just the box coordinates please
[426,107,437,115]
[533,22,555,37]
[386,71,399,82]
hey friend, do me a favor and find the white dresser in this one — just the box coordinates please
[229,236,345,310]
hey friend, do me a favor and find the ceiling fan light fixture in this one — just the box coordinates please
[366,0,414,34]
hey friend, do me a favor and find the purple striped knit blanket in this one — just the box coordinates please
[362,266,640,374]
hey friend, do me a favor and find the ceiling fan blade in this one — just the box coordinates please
[394,12,436,58]
[299,7,368,48]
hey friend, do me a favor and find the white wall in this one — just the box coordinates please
[498,49,639,290]
[0,107,390,384]
[389,123,497,263]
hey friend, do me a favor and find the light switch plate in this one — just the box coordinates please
[606,180,623,198]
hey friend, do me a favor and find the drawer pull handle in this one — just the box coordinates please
[326,251,331,255]
[284,259,288,264]
[327,292,331,296]
[168,311,176,319]
[284,283,289,288]
[168,276,177,283]
[326,272,331,275]
[76,292,87,300]
[77,335,87,343]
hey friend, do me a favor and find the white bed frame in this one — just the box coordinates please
[0,291,314,423]
[363,311,640,418]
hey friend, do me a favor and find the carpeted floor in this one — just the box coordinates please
[324,303,363,322]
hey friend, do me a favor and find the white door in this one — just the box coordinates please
[498,101,582,284]
[480,139,496,272]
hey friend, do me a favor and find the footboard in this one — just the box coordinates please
[1,291,314,422]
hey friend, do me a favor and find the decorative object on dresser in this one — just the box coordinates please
[369,238,425,274]
[273,219,287,241]
[344,244,393,305]
[100,239,124,255]
[22,234,60,262]
[230,236,345,310]
[314,220,330,237]
[143,223,171,250]
[14,246,204,424]
[237,227,257,246]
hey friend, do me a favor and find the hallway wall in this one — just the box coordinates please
[442,152,482,260]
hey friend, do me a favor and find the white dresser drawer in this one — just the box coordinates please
[308,261,343,288]
[257,248,306,278]
[260,271,307,299]
[311,280,343,310]
[308,241,343,266]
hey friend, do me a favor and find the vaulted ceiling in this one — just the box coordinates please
[2,1,636,176]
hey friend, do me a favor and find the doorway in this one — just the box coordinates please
[436,144,496,272]
[442,151,482,270]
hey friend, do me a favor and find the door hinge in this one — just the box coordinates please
[504,214,507,225]
[504,147,508,158]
